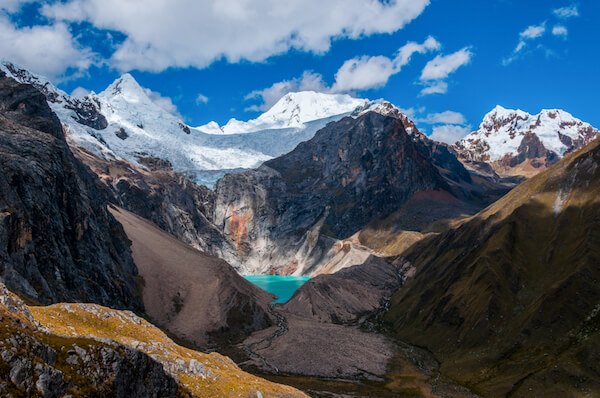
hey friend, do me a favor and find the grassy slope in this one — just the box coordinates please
[0,284,305,397]
[30,303,306,397]
[386,139,600,396]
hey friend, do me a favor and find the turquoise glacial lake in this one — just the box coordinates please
[244,275,311,303]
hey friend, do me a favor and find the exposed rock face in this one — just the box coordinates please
[454,106,599,177]
[73,148,240,265]
[1,61,108,131]
[213,111,505,275]
[0,283,184,398]
[0,72,141,309]
[0,283,307,397]
[386,137,600,396]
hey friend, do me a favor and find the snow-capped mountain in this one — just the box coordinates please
[199,91,367,134]
[0,61,376,185]
[454,105,599,177]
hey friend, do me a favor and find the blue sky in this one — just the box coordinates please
[1,1,598,143]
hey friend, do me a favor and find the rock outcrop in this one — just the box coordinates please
[0,72,141,309]
[0,282,307,397]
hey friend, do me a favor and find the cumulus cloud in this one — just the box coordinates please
[196,93,209,104]
[420,48,473,81]
[553,4,579,19]
[504,4,580,66]
[552,25,568,37]
[520,23,546,40]
[503,22,547,65]
[417,48,472,96]
[245,71,327,112]
[247,37,442,109]
[429,125,471,145]
[143,88,182,118]
[418,111,466,125]
[0,16,94,79]
[331,36,440,92]
[420,81,448,96]
[405,108,470,144]
[42,0,430,72]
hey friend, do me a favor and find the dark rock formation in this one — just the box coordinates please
[2,62,108,131]
[213,111,507,274]
[73,148,239,264]
[283,256,401,324]
[0,72,141,309]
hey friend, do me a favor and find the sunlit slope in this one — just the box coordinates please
[386,138,600,396]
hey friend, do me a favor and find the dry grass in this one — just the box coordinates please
[30,303,307,398]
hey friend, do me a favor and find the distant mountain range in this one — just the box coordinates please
[2,61,598,185]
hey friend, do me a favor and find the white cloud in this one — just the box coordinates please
[429,124,471,145]
[520,23,546,40]
[553,5,579,19]
[196,93,209,104]
[503,22,548,65]
[42,0,430,72]
[245,71,327,112]
[420,81,448,96]
[246,36,441,110]
[71,86,91,98]
[420,48,473,81]
[0,16,94,79]
[395,36,441,66]
[143,88,182,118]
[331,55,396,93]
[418,111,466,125]
[0,0,33,13]
[552,25,568,37]
[331,36,440,92]
[417,47,472,96]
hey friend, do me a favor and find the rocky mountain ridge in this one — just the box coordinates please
[0,282,306,397]
[0,70,141,310]
[454,105,599,177]
[212,110,507,275]
[0,62,374,186]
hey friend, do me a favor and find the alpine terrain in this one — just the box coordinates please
[1,17,599,397]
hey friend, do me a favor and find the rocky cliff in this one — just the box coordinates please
[0,72,141,309]
[213,111,507,275]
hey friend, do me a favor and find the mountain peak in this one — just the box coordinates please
[101,73,148,100]
[258,91,367,128]
[212,90,367,134]
[455,105,599,176]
